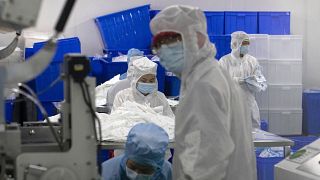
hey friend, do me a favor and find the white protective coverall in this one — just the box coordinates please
[219,31,266,129]
[112,57,175,118]
[150,5,257,180]
[106,56,143,106]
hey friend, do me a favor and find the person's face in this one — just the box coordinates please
[126,159,155,175]
[138,74,156,83]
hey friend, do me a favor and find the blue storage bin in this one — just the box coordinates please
[204,12,225,35]
[103,49,152,59]
[5,100,13,123]
[32,37,81,63]
[257,157,284,180]
[26,37,81,101]
[225,12,258,34]
[156,62,165,93]
[150,10,160,19]
[95,5,152,51]
[286,136,319,152]
[259,12,290,35]
[209,35,231,60]
[303,90,320,135]
[164,76,181,97]
[27,63,64,102]
[36,102,58,120]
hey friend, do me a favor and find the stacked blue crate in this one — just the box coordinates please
[225,12,258,34]
[205,12,225,35]
[164,75,181,97]
[26,37,81,102]
[209,35,231,60]
[287,136,319,152]
[258,12,290,35]
[303,90,320,135]
[257,156,284,180]
[95,5,152,53]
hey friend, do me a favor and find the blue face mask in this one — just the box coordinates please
[126,166,153,180]
[240,45,249,56]
[157,41,184,77]
[136,82,157,95]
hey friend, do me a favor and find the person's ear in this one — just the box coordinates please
[197,32,206,49]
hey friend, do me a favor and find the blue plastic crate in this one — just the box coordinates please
[32,37,81,63]
[209,35,231,60]
[260,120,269,132]
[36,102,58,120]
[95,5,152,51]
[225,12,258,34]
[156,62,165,93]
[204,12,225,35]
[103,49,152,59]
[286,136,319,152]
[28,63,64,102]
[303,90,320,135]
[257,157,284,180]
[259,12,290,35]
[5,100,13,123]
[164,76,181,97]
[150,10,160,19]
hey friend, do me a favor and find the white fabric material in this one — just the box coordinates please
[98,101,174,142]
[106,56,144,106]
[219,31,267,129]
[112,58,175,118]
[95,75,120,106]
[151,5,256,180]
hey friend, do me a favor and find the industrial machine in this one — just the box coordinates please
[0,0,101,179]
[275,138,320,180]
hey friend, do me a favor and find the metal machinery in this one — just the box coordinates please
[275,139,320,180]
[0,0,100,179]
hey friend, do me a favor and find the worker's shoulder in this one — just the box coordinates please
[101,155,122,170]
[219,53,232,61]
[246,54,258,62]
[116,88,132,96]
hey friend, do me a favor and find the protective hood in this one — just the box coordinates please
[131,57,158,97]
[231,31,250,58]
[150,5,216,89]
[124,123,169,170]
[126,56,144,80]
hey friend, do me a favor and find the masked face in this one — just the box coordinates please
[136,82,157,95]
[240,45,249,56]
[157,41,185,77]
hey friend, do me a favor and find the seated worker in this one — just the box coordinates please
[106,48,144,107]
[102,123,172,180]
[112,57,175,118]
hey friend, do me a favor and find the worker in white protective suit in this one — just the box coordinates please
[219,31,267,129]
[106,48,144,107]
[150,5,257,180]
[112,57,175,118]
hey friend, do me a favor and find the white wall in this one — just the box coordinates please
[22,0,320,89]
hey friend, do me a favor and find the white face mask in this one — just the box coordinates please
[126,166,153,180]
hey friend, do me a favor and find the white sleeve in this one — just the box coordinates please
[111,91,125,112]
[159,93,175,119]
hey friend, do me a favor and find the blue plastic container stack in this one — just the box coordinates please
[5,100,14,123]
[225,12,258,34]
[95,5,152,52]
[149,10,160,19]
[205,12,225,35]
[164,75,181,97]
[36,102,58,120]
[287,136,319,152]
[209,35,231,59]
[26,37,81,102]
[258,12,290,35]
[303,90,320,135]
[257,157,284,180]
